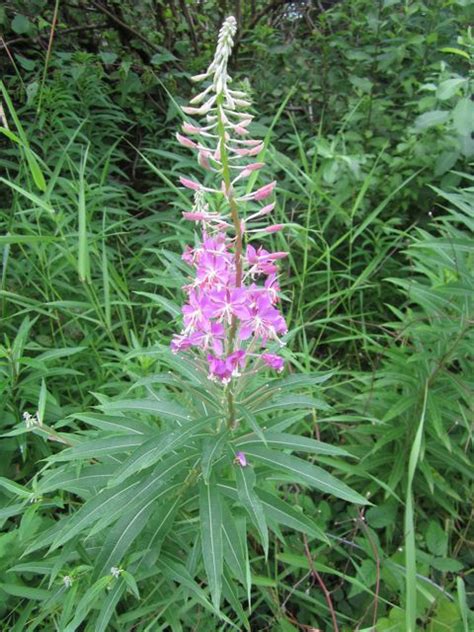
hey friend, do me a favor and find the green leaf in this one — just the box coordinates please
[0,81,47,191]
[0,583,49,600]
[457,577,469,632]
[0,477,31,499]
[0,177,53,212]
[49,435,146,462]
[244,445,368,504]
[235,466,268,556]
[257,489,329,543]
[94,493,161,577]
[222,506,250,594]
[73,412,149,435]
[77,145,90,283]
[439,47,470,60]
[95,579,125,632]
[414,110,450,130]
[109,417,210,486]
[235,431,351,457]
[201,432,229,484]
[11,14,32,34]
[222,569,250,631]
[121,571,140,599]
[100,398,192,424]
[436,78,467,100]
[199,476,223,609]
[405,383,428,632]
[252,394,329,415]
[426,521,448,556]
[48,479,144,551]
[452,98,473,136]
[64,577,110,632]
[430,557,463,573]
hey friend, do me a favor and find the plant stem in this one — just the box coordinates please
[216,95,243,429]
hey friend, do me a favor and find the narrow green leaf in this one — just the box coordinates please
[101,398,192,424]
[109,418,211,486]
[244,445,368,504]
[48,435,146,462]
[78,145,90,283]
[0,477,31,499]
[199,476,223,609]
[0,177,53,213]
[95,579,126,632]
[222,506,250,595]
[405,383,429,632]
[257,489,329,543]
[235,466,268,556]
[201,431,229,483]
[236,431,352,457]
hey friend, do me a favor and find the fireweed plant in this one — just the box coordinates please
[171,16,287,429]
[10,17,368,631]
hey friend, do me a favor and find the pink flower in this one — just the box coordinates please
[235,451,247,467]
[239,295,287,342]
[206,288,250,324]
[262,353,284,372]
[207,349,246,383]
[182,290,209,331]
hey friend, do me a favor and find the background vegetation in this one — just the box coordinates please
[0,0,473,630]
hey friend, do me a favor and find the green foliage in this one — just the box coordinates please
[1,0,473,629]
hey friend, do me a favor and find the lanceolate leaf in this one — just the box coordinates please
[95,579,126,632]
[100,398,192,424]
[244,445,369,504]
[257,489,329,543]
[109,418,211,486]
[199,476,223,609]
[235,431,352,457]
[222,506,250,594]
[251,394,329,415]
[48,435,146,462]
[73,412,150,435]
[201,432,229,483]
[49,480,144,551]
[235,466,268,556]
[94,484,173,577]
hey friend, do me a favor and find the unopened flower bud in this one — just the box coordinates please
[179,177,202,191]
[264,224,284,233]
[253,181,276,201]
[176,133,198,149]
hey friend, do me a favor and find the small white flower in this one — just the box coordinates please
[110,566,121,578]
[63,576,73,588]
[23,410,42,429]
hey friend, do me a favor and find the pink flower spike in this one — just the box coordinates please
[179,177,202,191]
[265,224,284,234]
[253,181,276,201]
[176,133,198,149]
[235,451,247,467]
